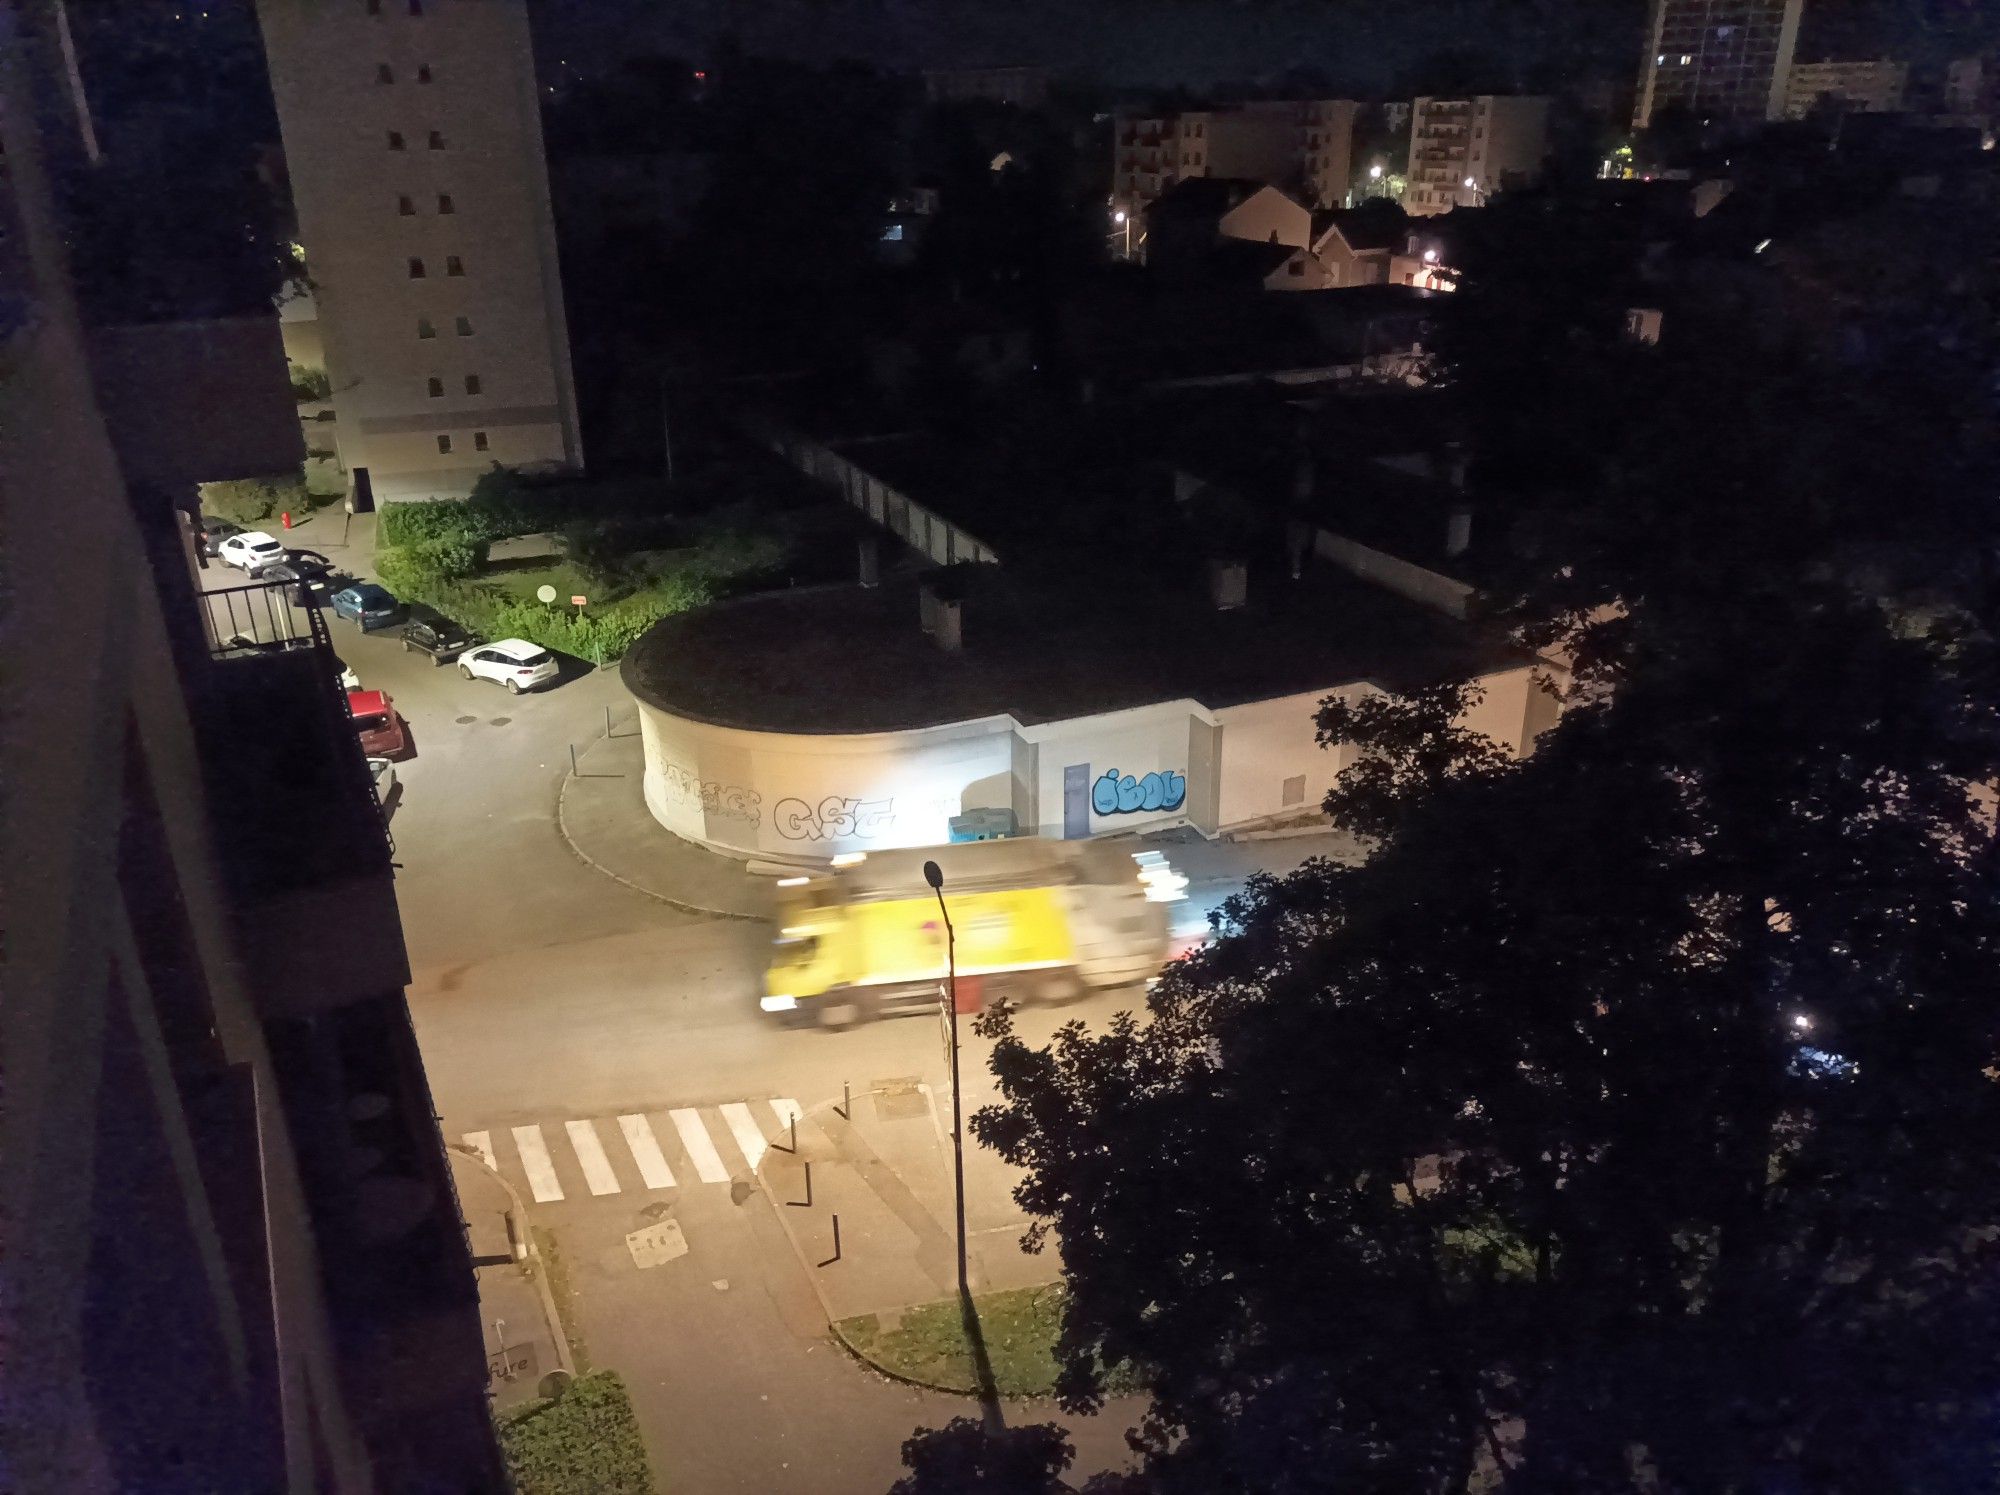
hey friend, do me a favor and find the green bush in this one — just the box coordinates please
[498,1371,653,1495]
[201,473,310,526]
[289,364,331,402]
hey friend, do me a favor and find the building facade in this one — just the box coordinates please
[922,65,1050,109]
[1112,97,1360,238]
[259,0,582,503]
[1404,96,1551,216]
[1783,58,1908,118]
[2,11,500,1487]
[1633,0,1803,129]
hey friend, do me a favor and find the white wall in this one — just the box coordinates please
[1024,702,1204,839]
[1219,185,1312,248]
[1215,687,1357,827]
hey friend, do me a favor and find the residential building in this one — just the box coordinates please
[1405,96,1552,216]
[2,9,500,1489]
[1784,58,1908,118]
[1112,97,1360,239]
[1633,0,1803,129]
[1311,203,1410,287]
[923,64,1049,109]
[1218,183,1316,248]
[259,0,583,503]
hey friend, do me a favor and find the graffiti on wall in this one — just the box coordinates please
[661,763,762,827]
[774,796,897,842]
[1092,768,1187,817]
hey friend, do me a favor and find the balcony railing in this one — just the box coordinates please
[199,575,327,659]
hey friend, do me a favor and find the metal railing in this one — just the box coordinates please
[198,575,326,658]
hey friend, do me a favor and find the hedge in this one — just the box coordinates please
[498,1371,653,1495]
[201,473,312,526]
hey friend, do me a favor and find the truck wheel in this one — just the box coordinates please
[1037,970,1086,1005]
[817,991,871,1030]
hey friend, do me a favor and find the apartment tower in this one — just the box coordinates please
[1404,95,1552,216]
[259,0,582,503]
[1633,0,1804,129]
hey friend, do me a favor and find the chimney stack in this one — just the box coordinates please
[1209,558,1248,611]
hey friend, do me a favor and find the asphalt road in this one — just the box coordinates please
[221,537,1346,1492]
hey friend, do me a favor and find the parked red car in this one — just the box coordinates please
[347,689,408,760]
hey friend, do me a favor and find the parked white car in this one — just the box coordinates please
[459,638,559,694]
[217,530,287,572]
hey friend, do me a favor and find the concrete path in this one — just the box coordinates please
[449,1145,572,1414]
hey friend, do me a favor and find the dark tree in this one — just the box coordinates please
[889,1420,1073,1495]
[968,187,2000,1493]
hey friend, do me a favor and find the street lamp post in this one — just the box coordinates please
[923,859,970,1302]
[1113,208,1131,259]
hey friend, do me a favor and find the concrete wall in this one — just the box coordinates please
[750,421,1002,566]
[1219,185,1312,248]
[1314,528,1477,618]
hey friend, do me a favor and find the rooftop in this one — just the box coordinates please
[621,569,1531,734]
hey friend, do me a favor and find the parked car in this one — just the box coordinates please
[218,530,287,572]
[259,553,341,606]
[402,607,478,665]
[348,689,408,759]
[331,653,360,691]
[460,638,559,694]
[368,756,399,816]
[198,516,242,557]
[329,582,401,630]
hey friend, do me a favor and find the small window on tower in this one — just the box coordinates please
[474,431,490,451]
[407,257,426,278]
[437,434,452,454]
[376,63,394,83]
[397,194,415,215]
[417,64,433,83]
[427,377,444,398]
[417,317,436,338]
[455,315,474,336]
[445,255,464,276]
[408,0,424,14]
[367,0,381,13]
[437,192,455,214]
[387,130,405,150]
[428,130,446,151]
[464,374,481,395]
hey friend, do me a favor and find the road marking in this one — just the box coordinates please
[670,1107,730,1183]
[512,1124,564,1202]
[566,1119,622,1196]
[617,1114,676,1190]
[769,1098,803,1136]
[462,1130,496,1170]
[718,1102,769,1169]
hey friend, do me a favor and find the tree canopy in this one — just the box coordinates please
[954,183,2000,1492]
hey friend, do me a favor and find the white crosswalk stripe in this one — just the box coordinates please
[475,1101,809,1203]
[671,1107,731,1183]
[512,1124,564,1203]
[617,1114,676,1190]
[718,1102,770,1169]
[566,1119,622,1196]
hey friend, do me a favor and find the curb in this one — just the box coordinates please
[754,1090,990,1399]
[446,1141,576,1377]
[551,726,765,923]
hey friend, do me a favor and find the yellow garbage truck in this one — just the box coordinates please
[759,839,1176,1027]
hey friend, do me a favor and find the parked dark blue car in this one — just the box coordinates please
[329,582,401,631]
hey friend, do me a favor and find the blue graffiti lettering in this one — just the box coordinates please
[1092,768,1187,817]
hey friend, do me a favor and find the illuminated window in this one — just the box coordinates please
[387,130,405,150]
[437,434,452,453]
[463,374,481,395]
[427,377,444,397]
[473,431,490,451]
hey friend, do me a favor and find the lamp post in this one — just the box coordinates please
[1113,208,1131,259]
[923,859,970,1302]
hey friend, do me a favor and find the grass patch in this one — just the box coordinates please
[837,1284,1135,1398]
[530,1226,590,1375]
[498,1370,653,1495]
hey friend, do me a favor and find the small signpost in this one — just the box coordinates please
[535,583,558,612]
[570,594,588,614]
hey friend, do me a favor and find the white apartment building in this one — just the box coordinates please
[1783,58,1909,119]
[259,0,582,503]
[1633,0,1803,129]
[1404,96,1551,216]
[1112,98,1360,236]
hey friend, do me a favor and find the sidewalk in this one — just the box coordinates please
[754,1081,1059,1380]
[555,721,773,920]
[449,1145,574,1413]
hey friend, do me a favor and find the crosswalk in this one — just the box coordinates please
[463,1098,803,1204]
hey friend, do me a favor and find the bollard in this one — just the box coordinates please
[568,743,578,776]
[835,1081,850,1121]
[817,1213,841,1266]
[605,704,612,738]
[788,1160,813,1209]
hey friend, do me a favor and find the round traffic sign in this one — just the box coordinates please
[536,584,558,604]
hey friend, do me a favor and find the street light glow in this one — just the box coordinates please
[1369,164,1383,180]
[1463,177,1477,190]
[1423,248,1439,263]
[1114,210,1127,223]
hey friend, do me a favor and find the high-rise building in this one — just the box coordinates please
[1,8,500,1488]
[1783,58,1909,119]
[1404,96,1552,216]
[259,0,582,504]
[1633,0,1803,130]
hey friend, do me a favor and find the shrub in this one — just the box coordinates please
[375,536,486,595]
[201,472,310,526]
[498,1371,653,1495]
[289,364,331,402]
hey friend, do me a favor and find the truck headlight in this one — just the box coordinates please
[759,995,798,1013]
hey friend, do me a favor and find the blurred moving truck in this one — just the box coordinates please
[760,839,1179,1027]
